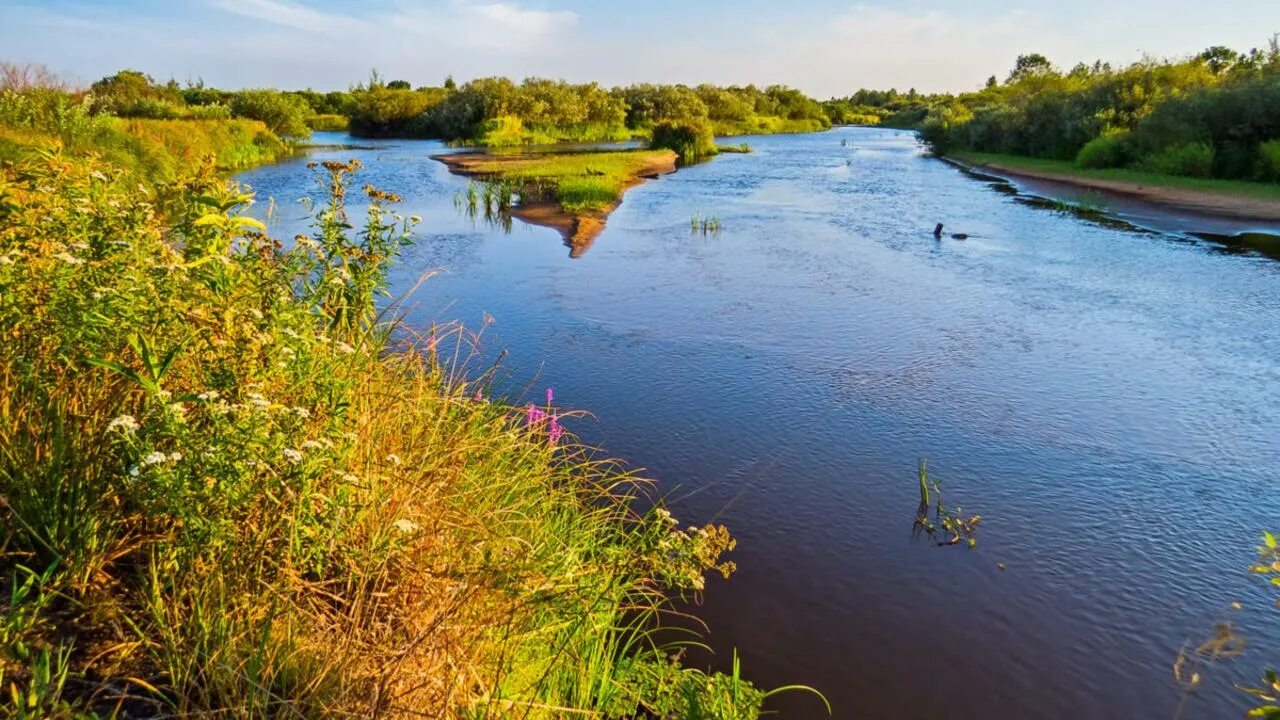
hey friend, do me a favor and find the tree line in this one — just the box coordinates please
[885,41,1280,182]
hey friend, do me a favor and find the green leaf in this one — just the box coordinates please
[231,216,267,232]
[1266,532,1277,550]
[193,214,225,227]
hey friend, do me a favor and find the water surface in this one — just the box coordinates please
[240,128,1280,719]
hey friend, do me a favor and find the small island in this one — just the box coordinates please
[436,148,678,256]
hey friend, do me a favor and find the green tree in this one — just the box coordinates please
[230,90,312,140]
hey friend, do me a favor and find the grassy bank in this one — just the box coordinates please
[950,151,1280,201]
[440,149,677,213]
[0,122,779,718]
[1,88,288,183]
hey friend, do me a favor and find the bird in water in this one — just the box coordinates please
[933,223,969,240]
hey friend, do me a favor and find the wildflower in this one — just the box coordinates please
[197,390,221,402]
[547,417,565,446]
[245,392,269,408]
[141,451,168,466]
[168,402,187,419]
[128,465,140,478]
[341,473,360,483]
[336,342,355,355]
[283,448,303,465]
[280,346,295,358]
[0,254,14,266]
[291,406,311,419]
[393,518,419,534]
[300,440,325,451]
[525,404,547,426]
[385,453,402,466]
[55,252,85,265]
[107,415,139,433]
[155,389,172,401]
[546,387,554,405]
[168,452,183,462]
[656,508,677,526]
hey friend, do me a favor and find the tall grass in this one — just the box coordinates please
[0,147,784,717]
[0,88,286,183]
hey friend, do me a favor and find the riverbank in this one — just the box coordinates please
[946,151,1280,222]
[0,143,764,717]
[436,149,677,256]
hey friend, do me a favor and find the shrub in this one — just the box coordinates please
[1076,133,1129,169]
[1144,141,1215,177]
[230,89,311,140]
[1260,139,1280,181]
[347,87,444,137]
[650,118,717,162]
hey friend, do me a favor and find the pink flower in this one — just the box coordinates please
[546,387,554,405]
[548,417,564,446]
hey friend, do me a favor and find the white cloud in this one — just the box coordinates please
[210,0,371,35]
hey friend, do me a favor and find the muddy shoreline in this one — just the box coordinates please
[943,155,1280,224]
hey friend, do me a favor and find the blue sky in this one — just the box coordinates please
[2,0,1278,96]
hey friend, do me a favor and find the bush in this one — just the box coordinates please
[1076,133,1129,169]
[1144,141,1215,177]
[347,87,445,137]
[1260,140,1280,181]
[230,90,311,140]
[650,118,717,162]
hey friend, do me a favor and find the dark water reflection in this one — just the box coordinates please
[239,128,1280,719]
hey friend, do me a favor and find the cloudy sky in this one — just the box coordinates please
[2,0,1278,96]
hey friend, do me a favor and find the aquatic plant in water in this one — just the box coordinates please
[691,214,722,235]
[912,459,981,548]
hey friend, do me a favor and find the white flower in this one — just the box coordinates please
[0,254,14,266]
[128,465,140,477]
[393,519,419,534]
[280,346,295,358]
[107,415,139,433]
[283,448,303,464]
[336,342,355,355]
[197,390,221,402]
[168,452,183,462]
[155,389,172,401]
[300,440,324,451]
[385,453,402,466]
[341,473,360,483]
[655,508,677,526]
[142,451,168,466]
[291,406,311,419]
[55,252,85,265]
[245,392,269,408]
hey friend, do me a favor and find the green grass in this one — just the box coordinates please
[457,149,676,214]
[711,116,829,137]
[950,151,1280,201]
[0,88,287,184]
[305,113,349,132]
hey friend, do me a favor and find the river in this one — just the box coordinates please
[238,127,1280,719]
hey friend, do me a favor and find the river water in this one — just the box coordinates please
[238,127,1280,719]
